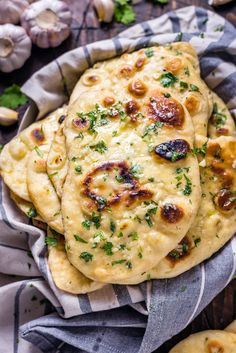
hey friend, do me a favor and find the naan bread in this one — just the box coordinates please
[0,107,65,201]
[10,191,43,222]
[169,330,236,353]
[208,91,235,138]
[62,81,201,283]
[69,43,213,146]
[47,229,103,294]
[27,145,63,234]
[47,121,68,199]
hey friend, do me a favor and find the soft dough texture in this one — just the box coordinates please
[0,107,65,201]
[62,82,201,283]
[47,229,104,294]
[169,330,236,353]
[27,145,63,234]
[47,121,68,199]
[10,192,43,222]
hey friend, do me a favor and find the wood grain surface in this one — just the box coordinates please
[0,1,235,352]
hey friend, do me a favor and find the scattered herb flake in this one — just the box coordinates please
[189,84,199,92]
[110,220,116,233]
[159,72,178,87]
[90,140,108,154]
[114,0,136,25]
[80,251,93,262]
[192,141,208,157]
[45,237,58,247]
[145,48,154,58]
[102,242,113,256]
[194,238,201,247]
[112,259,126,266]
[74,234,88,243]
[34,146,43,158]
[128,231,139,240]
[27,207,37,218]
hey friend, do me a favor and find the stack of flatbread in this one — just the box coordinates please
[1,42,236,293]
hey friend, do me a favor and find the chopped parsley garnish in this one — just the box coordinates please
[145,204,158,227]
[114,0,136,25]
[110,220,116,233]
[179,81,188,92]
[159,72,178,87]
[145,48,154,58]
[214,24,224,32]
[112,259,126,266]
[194,238,201,247]
[148,177,155,182]
[95,196,107,209]
[48,172,58,179]
[115,174,125,183]
[75,165,82,174]
[142,121,163,138]
[171,151,185,162]
[184,67,190,76]
[45,236,58,247]
[129,163,143,179]
[0,84,28,109]
[183,174,192,195]
[74,234,88,243]
[189,84,199,92]
[212,102,227,128]
[27,207,37,218]
[118,231,123,238]
[82,219,91,230]
[80,251,93,262]
[177,32,183,41]
[138,251,143,258]
[102,242,113,256]
[126,261,132,269]
[169,250,180,259]
[128,231,139,240]
[34,146,43,158]
[164,92,171,98]
[90,140,108,154]
[192,141,208,157]
[75,132,84,139]
[71,156,77,162]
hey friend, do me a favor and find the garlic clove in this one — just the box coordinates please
[0,24,32,73]
[21,0,72,49]
[93,0,115,23]
[0,107,18,126]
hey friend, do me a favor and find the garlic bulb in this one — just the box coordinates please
[209,0,233,5]
[21,0,72,48]
[0,24,32,73]
[0,0,29,25]
[0,107,18,126]
[93,0,115,23]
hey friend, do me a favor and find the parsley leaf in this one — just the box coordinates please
[189,84,199,92]
[102,242,113,256]
[27,207,37,218]
[212,102,227,128]
[192,141,208,157]
[74,234,88,243]
[159,72,178,87]
[45,236,58,247]
[112,259,126,266]
[0,84,28,109]
[75,165,82,174]
[90,140,108,154]
[129,163,143,179]
[145,48,154,58]
[114,0,136,25]
[128,231,139,240]
[80,251,93,262]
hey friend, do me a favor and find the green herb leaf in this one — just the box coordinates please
[179,81,189,92]
[145,204,158,227]
[145,48,154,58]
[194,237,201,247]
[74,234,88,243]
[0,84,28,109]
[129,163,143,179]
[183,174,192,196]
[75,132,84,139]
[114,0,136,25]
[80,251,93,262]
[211,102,227,128]
[128,231,139,240]
[90,140,108,154]
[34,146,43,158]
[82,220,91,230]
[112,259,126,266]
[192,141,208,157]
[102,242,113,256]
[75,165,82,174]
[189,84,199,92]
[159,72,178,87]
[110,220,116,233]
[45,237,58,247]
[27,207,37,218]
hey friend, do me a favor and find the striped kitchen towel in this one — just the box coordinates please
[0,6,235,353]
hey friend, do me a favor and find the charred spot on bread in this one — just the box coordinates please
[154,139,190,162]
[164,57,182,74]
[58,115,66,124]
[167,236,191,263]
[207,340,224,353]
[103,96,116,107]
[147,93,185,127]
[214,188,236,212]
[125,100,140,122]
[135,56,146,70]
[82,74,101,86]
[119,65,135,79]
[31,128,44,143]
[72,117,90,130]
[82,161,152,210]
[128,79,147,97]
[161,203,184,223]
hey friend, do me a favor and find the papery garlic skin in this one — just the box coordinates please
[21,0,72,48]
[0,24,32,73]
[93,0,115,23]
[0,107,18,126]
[0,0,29,25]
[209,0,233,5]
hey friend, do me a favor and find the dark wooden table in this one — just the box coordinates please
[0,1,236,352]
